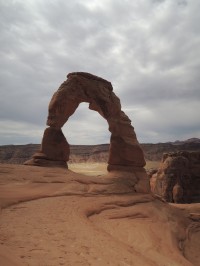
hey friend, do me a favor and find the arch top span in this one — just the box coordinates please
[25,72,149,193]
[47,72,117,128]
[67,72,113,90]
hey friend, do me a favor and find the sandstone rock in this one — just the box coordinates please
[24,72,149,192]
[24,127,69,168]
[150,151,200,203]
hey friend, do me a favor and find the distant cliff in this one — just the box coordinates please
[142,138,200,161]
[0,138,200,164]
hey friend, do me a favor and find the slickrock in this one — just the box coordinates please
[0,164,200,266]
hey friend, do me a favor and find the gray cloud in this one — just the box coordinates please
[0,0,199,145]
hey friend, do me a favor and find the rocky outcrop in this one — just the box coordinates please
[24,72,149,192]
[29,127,70,167]
[150,151,200,203]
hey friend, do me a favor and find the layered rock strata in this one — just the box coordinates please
[24,72,149,192]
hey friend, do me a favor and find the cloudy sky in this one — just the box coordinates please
[0,0,200,145]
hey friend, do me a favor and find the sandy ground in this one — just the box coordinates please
[0,163,199,266]
[68,161,160,176]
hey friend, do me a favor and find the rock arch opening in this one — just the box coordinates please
[25,72,149,192]
[62,102,110,145]
[62,102,110,175]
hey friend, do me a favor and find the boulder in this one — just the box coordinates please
[150,151,200,203]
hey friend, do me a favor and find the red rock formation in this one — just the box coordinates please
[150,151,200,203]
[27,127,69,167]
[24,72,149,192]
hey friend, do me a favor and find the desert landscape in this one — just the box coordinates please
[1,0,200,265]
[0,72,200,266]
[0,163,200,266]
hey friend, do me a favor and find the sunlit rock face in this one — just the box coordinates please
[25,72,149,192]
[150,151,200,203]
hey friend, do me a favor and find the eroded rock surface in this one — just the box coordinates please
[29,127,69,167]
[0,164,200,266]
[150,151,200,203]
[24,72,149,192]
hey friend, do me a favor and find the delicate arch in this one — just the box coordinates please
[25,72,146,172]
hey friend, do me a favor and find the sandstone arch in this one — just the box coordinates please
[25,72,149,192]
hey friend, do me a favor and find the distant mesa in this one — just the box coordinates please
[24,72,150,193]
[172,138,200,145]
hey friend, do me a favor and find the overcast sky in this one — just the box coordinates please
[0,0,200,145]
